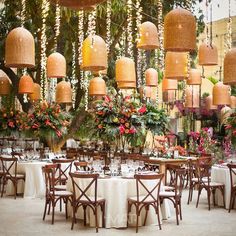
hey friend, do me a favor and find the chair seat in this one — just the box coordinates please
[6,174,25,179]
[159,191,179,197]
[54,185,67,191]
[208,182,224,187]
[128,195,156,203]
[163,185,175,191]
[79,196,105,203]
[192,177,209,182]
[51,190,73,196]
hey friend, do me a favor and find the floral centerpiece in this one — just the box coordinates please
[0,108,27,137]
[24,101,71,152]
[224,111,236,149]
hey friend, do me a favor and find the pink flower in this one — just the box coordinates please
[119,125,125,134]
[56,130,62,137]
[225,125,232,130]
[138,106,147,114]
[104,95,111,103]
[124,95,131,101]
[129,127,136,134]
[8,121,15,128]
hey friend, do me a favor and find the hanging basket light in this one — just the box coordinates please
[220,106,231,124]
[187,69,202,85]
[49,0,105,10]
[213,82,230,106]
[230,96,236,109]
[139,86,152,98]
[145,68,158,87]
[5,27,35,68]
[164,8,196,52]
[162,90,175,103]
[89,77,106,96]
[56,81,72,104]
[205,95,217,110]
[81,35,107,72]
[162,78,178,91]
[29,83,41,102]
[223,48,236,85]
[0,76,11,95]
[198,43,218,66]
[185,86,200,108]
[47,52,66,78]
[165,52,188,80]
[18,75,34,94]
[137,21,159,50]
[116,57,136,83]
[117,81,136,89]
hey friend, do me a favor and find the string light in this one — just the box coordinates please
[83,71,90,111]
[71,42,77,107]
[136,0,142,88]
[127,0,133,58]
[54,3,61,51]
[157,0,164,71]
[106,0,112,53]
[87,9,97,36]
[40,0,49,100]
[78,10,84,66]
[225,0,232,53]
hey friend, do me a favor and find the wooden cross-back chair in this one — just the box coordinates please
[227,163,236,212]
[69,172,105,233]
[127,173,164,233]
[0,157,25,199]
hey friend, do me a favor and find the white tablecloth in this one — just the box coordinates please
[67,176,171,228]
[211,165,236,209]
[6,161,46,198]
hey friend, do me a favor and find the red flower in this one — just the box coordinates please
[233,130,236,136]
[119,125,125,134]
[98,124,103,129]
[225,125,232,130]
[8,121,15,128]
[104,95,111,102]
[32,123,39,129]
[120,118,125,124]
[129,127,136,134]
[138,106,146,114]
[45,119,51,126]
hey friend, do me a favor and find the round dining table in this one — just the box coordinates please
[66,174,171,229]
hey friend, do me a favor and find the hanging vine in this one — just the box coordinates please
[127,0,133,58]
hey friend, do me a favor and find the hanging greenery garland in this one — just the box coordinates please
[127,0,133,58]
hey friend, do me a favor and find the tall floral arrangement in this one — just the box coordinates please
[224,111,236,149]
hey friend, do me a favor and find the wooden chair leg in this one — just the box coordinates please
[143,205,149,226]
[175,203,179,225]
[179,200,183,220]
[14,180,17,199]
[95,206,98,233]
[52,202,55,225]
[65,198,68,219]
[1,178,5,197]
[127,202,130,228]
[229,192,233,213]
[212,189,216,206]
[47,201,51,215]
[71,206,76,230]
[196,187,202,208]
[187,184,192,204]
[156,205,162,230]
[101,202,105,228]
[207,189,211,211]
[83,205,87,226]
[43,200,48,220]
[135,205,139,233]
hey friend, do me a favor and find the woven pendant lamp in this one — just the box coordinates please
[47,52,66,78]
[56,81,72,104]
[145,68,158,87]
[198,43,218,66]
[89,77,106,96]
[5,27,35,68]
[162,78,178,91]
[185,86,200,108]
[82,35,107,72]
[220,106,231,124]
[49,0,105,9]
[165,52,188,80]
[205,96,217,110]
[213,82,230,106]
[223,48,236,85]
[163,90,175,103]
[164,8,196,52]
[137,21,159,50]
[230,96,236,109]
[0,76,11,95]
[116,57,136,83]
[92,69,107,76]
[117,81,136,89]
[18,75,34,94]
[29,83,41,102]
[187,69,202,85]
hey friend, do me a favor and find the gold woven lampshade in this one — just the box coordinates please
[139,86,152,98]
[89,77,106,96]
[223,48,236,85]
[49,0,105,10]
[18,75,34,94]
[187,69,202,85]
[82,35,107,72]
[220,106,231,124]
[0,76,11,95]
[230,96,236,109]
[165,52,188,80]
[198,43,218,66]
[213,82,230,105]
[137,21,159,50]
[5,27,35,68]
[145,68,158,87]
[116,57,136,83]
[162,78,178,91]
[56,81,72,104]
[47,52,66,78]
[185,86,200,108]
[164,8,196,52]
[117,81,136,89]
[205,96,217,110]
[163,90,176,103]
[29,83,41,102]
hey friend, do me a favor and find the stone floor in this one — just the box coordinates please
[0,190,235,236]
